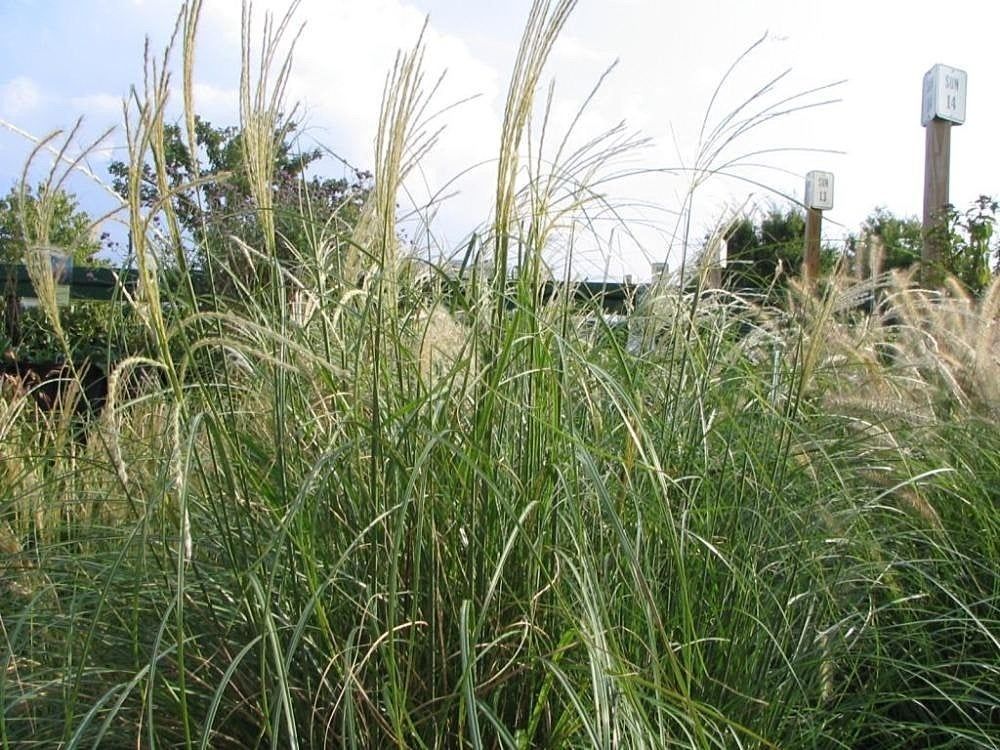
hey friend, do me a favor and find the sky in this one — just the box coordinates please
[1,0,997,280]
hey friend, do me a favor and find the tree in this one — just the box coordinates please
[941,195,998,295]
[853,207,923,273]
[0,185,103,266]
[855,199,998,294]
[722,205,835,299]
[108,116,370,288]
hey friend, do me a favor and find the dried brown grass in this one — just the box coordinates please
[784,269,1000,423]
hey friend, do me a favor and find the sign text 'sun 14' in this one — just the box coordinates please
[921,64,967,126]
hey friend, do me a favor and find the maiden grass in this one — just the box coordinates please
[2,2,998,748]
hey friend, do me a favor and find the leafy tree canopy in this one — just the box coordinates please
[854,197,998,294]
[942,195,998,294]
[856,207,923,272]
[0,185,103,266]
[108,115,371,282]
[722,205,836,298]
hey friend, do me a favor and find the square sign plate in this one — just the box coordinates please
[922,64,967,125]
[804,171,834,211]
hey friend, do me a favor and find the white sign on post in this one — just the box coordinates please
[804,171,834,211]
[921,64,967,126]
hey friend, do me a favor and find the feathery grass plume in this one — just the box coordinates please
[180,0,203,194]
[520,69,651,288]
[115,12,200,588]
[888,272,1000,415]
[350,22,443,291]
[410,300,476,398]
[101,354,169,489]
[239,0,302,264]
[21,245,67,355]
[789,268,1000,422]
[666,34,843,281]
[121,26,181,387]
[492,0,576,291]
[15,121,115,358]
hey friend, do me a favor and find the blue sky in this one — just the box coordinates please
[1,0,998,279]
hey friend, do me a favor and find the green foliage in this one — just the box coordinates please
[0,301,147,367]
[857,206,923,271]
[941,195,998,294]
[108,115,370,284]
[723,205,836,298]
[0,185,103,266]
[0,300,143,365]
[856,198,999,293]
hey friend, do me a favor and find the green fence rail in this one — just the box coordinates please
[1,264,138,302]
[2,263,648,312]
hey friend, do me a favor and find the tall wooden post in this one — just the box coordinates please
[920,64,967,283]
[804,207,822,283]
[803,171,834,286]
[921,117,951,278]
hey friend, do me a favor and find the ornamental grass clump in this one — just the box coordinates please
[1,1,998,748]
[786,267,1000,422]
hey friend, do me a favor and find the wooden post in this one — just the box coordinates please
[804,207,822,284]
[921,118,951,279]
[803,171,834,286]
[920,64,967,284]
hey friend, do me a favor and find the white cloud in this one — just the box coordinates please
[188,82,240,122]
[69,92,124,118]
[0,76,43,117]
[552,34,612,66]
